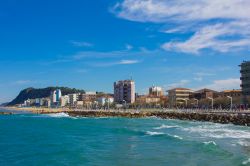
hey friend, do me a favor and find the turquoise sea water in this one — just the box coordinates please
[1,110,250,166]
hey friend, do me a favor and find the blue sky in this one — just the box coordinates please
[0,0,249,103]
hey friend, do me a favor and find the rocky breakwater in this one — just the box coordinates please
[0,112,13,115]
[65,110,250,126]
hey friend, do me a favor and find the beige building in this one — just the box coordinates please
[168,88,193,107]
[149,86,164,97]
[136,95,161,104]
[219,90,242,97]
[60,95,69,107]
[114,80,135,104]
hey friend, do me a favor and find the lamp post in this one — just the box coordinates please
[184,99,189,108]
[123,100,127,110]
[194,99,199,106]
[227,96,233,111]
[208,97,214,110]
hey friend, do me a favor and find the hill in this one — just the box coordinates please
[7,87,85,106]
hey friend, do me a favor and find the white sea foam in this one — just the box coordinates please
[154,124,179,130]
[47,113,70,118]
[242,158,250,165]
[238,140,250,147]
[170,134,183,140]
[146,131,165,136]
[180,124,250,139]
[203,141,217,146]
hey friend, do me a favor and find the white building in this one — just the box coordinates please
[68,93,79,107]
[97,97,114,106]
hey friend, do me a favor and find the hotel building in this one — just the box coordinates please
[114,80,135,104]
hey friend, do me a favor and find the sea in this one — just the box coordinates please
[1,109,250,166]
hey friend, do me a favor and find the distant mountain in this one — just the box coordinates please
[0,102,9,107]
[7,87,85,106]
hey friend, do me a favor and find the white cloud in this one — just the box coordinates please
[90,59,140,67]
[162,22,250,53]
[70,40,93,47]
[112,0,250,54]
[13,80,33,85]
[196,78,241,91]
[165,80,190,89]
[113,0,250,23]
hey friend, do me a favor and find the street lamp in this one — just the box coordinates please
[184,99,189,107]
[227,96,233,111]
[123,100,127,110]
[194,99,199,106]
[208,97,214,110]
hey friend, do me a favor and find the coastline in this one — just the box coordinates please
[1,106,250,126]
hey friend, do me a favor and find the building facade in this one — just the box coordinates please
[190,89,218,100]
[168,88,193,107]
[114,80,135,104]
[51,89,62,104]
[240,61,250,97]
[149,86,164,97]
[68,93,79,107]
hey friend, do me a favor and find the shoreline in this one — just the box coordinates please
[1,107,250,126]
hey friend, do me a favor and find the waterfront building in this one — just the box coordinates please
[136,95,161,104]
[240,61,250,97]
[114,80,135,104]
[96,96,114,106]
[219,90,242,98]
[60,95,69,107]
[149,86,164,97]
[68,93,79,107]
[51,89,62,104]
[168,88,193,107]
[79,92,97,102]
[190,89,219,100]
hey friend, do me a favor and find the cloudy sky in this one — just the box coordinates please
[0,0,249,103]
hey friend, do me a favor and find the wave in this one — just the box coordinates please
[203,141,217,146]
[154,124,179,130]
[169,134,183,140]
[242,158,250,165]
[145,131,184,140]
[145,131,165,136]
[180,124,250,139]
[46,113,70,118]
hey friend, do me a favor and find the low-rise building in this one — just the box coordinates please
[190,89,219,100]
[168,88,193,107]
[96,96,114,106]
[136,95,161,104]
[219,90,242,97]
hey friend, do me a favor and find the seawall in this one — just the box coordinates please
[61,110,250,126]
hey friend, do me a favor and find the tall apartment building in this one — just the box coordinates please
[68,93,79,107]
[240,61,250,96]
[168,88,193,107]
[149,86,164,97]
[50,89,62,104]
[114,80,135,104]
